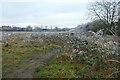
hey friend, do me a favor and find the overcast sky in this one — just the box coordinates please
[0,0,95,28]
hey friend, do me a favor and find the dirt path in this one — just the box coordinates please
[8,48,64,78]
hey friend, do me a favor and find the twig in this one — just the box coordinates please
[106,59,120,64]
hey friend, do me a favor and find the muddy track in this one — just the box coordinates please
[7,48,64,78]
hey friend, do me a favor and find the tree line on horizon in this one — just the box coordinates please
[0,25,70,32]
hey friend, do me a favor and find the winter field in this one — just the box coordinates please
[1,31,119,78]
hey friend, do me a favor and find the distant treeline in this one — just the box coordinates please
[0,26,70,32]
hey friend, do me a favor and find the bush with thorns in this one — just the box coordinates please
[64,33,119,78]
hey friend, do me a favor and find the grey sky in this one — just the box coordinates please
[0,0,94,28]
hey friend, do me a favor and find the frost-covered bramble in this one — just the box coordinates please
[63,30,119,78]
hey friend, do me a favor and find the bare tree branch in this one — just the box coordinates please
[88,0,118,35]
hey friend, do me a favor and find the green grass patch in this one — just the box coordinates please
[33,52,84,78]
[2,43,62,77]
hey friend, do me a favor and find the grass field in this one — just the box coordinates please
[34,51,85,78]
[2,32,120,78]
[2,33,63,77]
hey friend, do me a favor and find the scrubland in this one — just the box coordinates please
[2,32,120,78]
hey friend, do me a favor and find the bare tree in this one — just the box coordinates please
[89,0,119,35]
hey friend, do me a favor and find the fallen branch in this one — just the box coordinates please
[106,59,120,64]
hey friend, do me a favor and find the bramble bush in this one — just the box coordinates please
[65,33,119,78]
